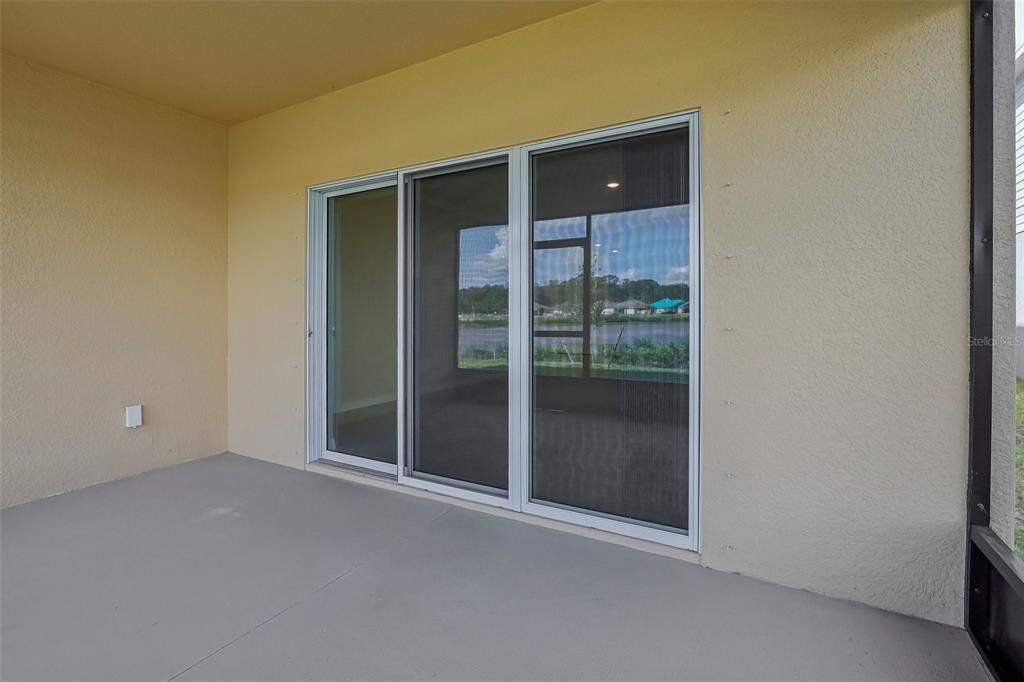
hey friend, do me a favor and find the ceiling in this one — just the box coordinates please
[1,0,588,124]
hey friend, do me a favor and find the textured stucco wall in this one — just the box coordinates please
[1,56,228,507]
[226,1,969,624]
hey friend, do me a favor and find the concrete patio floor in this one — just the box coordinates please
[1,453,989,681]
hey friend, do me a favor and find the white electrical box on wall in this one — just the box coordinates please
[125,405,143,429]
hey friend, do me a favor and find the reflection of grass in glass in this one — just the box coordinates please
[1016,379,1024,558]
[459,314,690,328]
[595,313,690,323]
[538,363,688,383]
[458,344,508,371]
[460,316,509,328]
[459,358,510,370]
[594,338,689,370]
[458,340,689,383]
[457,357,688,383]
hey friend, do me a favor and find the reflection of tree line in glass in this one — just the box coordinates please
[458,275,689,321]
[545,274,689,324]
[459,338,689,383]
[457,271,689,382]
[458,284,509,320]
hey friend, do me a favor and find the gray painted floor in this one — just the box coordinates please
[1,453,989,681]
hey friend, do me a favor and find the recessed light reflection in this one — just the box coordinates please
[606,182,620,189]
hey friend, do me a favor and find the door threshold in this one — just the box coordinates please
[305,459,701,564]
[311,457,397,482]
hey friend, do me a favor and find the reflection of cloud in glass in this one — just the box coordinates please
[535,216,586,241]
[665,265,690,283]
[459,225,509,288]
[463,205,688,288]
[594,205,689,284]
[533,206,688,285]
[534,247,584,291]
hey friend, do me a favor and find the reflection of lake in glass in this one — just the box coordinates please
[459,319,689,355]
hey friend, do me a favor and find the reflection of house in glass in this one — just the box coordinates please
[534,301,579,317]
[533,301,572,316]
[650,298,687,314]
[601,299,651,316]
[551,302,579,316]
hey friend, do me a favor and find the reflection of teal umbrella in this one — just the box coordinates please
[650,298,685,310]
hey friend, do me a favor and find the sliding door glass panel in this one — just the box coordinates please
[326,186,398,464]
[411,162,509,491]
[534,246,585,378]
[531,127,690,530]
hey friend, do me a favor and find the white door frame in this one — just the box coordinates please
[306,110,702,552]
[396,149,520,510]
[516,111,701,551]
[306,172,399,475]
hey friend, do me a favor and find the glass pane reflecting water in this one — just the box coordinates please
[531,127,690,530]
[591,205,689,385]
[533,247,584,326]
[412,162,510,491]
[326,187,398,464]
[458,225,509,371]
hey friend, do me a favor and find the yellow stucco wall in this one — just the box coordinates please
[1,56,229,507]
[227,1,970,625]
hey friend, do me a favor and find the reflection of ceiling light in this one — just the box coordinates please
[611,249,619,254]
[606,182,620,189]
[594,243,602,247]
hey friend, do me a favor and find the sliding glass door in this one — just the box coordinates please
[405,160,511,494]
[527,127,693,535]
[310,112,699,548]
[322,181,399,473]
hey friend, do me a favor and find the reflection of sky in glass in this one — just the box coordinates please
[533,247,583,287]
[535,205,689,285]
[458,225,508,288]
[458,205,688,289]
[534,216,586,241]
[595,205,689,284]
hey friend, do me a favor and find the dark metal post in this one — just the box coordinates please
[968,0,994,534]
[966,0,994,648]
